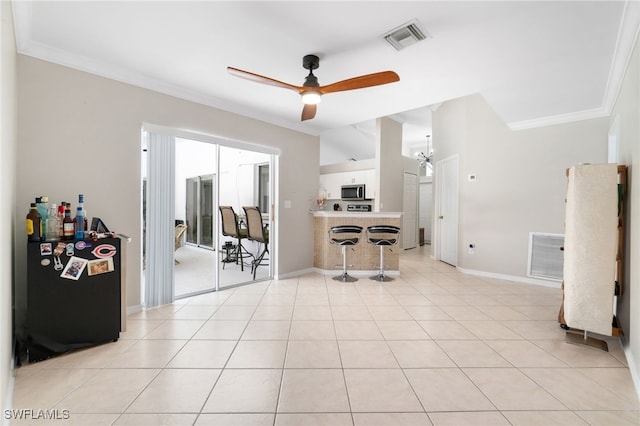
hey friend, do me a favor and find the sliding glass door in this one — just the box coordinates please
[258,163,270,214]
[217,146,272,290]
[186,174,215,249]
[143,127,277,302]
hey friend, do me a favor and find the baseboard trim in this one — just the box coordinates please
[312,268,400,277]
[275,268,401,279]
[126,304,143,316]
[622,343,640,401]
[275,268,316,280]
[3,356,15,426]
[456,266,562,289]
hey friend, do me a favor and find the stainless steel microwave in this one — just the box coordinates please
[341,184,366,201]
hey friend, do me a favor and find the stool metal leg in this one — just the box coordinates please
[370,245,394,282]
[333,245,358,282]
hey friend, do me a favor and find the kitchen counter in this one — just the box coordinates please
[312,211,402,218]
[313,211,402,275]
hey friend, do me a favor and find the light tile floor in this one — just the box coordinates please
[11,246,640,425]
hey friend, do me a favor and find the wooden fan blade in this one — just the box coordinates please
[227,67,303,92]
[301,104,317,121]
[319,71,399,95]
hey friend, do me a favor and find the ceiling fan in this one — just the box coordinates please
[227,54,400,121]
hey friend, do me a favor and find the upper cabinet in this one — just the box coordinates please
[320,169,377,199]
[319,173,340,199]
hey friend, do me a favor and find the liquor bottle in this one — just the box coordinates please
[62,205,75,240]
[26,203,42,242]
[45,204,61,241]
[77,194,88,231]
[58,202,66,235]
[74,206,85,240]
[35,197,48,239]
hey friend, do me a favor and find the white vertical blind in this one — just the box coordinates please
[145,132,176,307]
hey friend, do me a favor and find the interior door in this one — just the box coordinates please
[436,155,459,266]
[419,180,433,244]
[403,171,418,249]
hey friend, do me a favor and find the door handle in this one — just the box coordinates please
[438,216,444,219]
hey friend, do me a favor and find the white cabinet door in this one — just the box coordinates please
[319,173,341,199]
[361,169,377,199]
[319,174,329,197]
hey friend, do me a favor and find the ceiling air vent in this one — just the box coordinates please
[384,20,429,51]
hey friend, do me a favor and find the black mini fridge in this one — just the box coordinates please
[24,237,122,363]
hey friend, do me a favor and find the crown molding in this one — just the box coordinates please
[602,0,640,113]
[509,0,640,131]
[13,1,640,134]
[12,0,31,52]
[507,107,610,131]
[12,0,318,137]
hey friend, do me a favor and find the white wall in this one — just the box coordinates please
[433,89,640,395]
[376,117,404,212]
[319,158,376,174]
[433,94,608,278]
[15,56,319,322]
[610,30,639,394]
[1,0,17,417]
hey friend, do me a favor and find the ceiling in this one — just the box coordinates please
[12,1,632,163]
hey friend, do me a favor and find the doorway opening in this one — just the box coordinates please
[403,171,418,250]
[142,126,278,306]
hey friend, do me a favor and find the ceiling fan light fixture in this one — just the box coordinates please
[228,54,398,121]
[301,91,322,105]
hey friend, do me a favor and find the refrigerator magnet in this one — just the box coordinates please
[53,242,66,257]
[40,243,52,256]
[92,244,117,258]
[75,240,92,251]
[88,258,114,276]
[53,256,63,271]
[60,256,88,280]
[53,242,65,271]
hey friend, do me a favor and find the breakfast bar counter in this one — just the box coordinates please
[313,211,402,274]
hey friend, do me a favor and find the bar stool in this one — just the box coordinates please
[219,206,252,271]
[329,225,362,282]
[366,225,400,282]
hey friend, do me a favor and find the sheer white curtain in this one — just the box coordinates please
[145,132,176,308]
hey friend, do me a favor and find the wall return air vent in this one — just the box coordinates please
[527,232,564,282]
[383,20,429,51]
